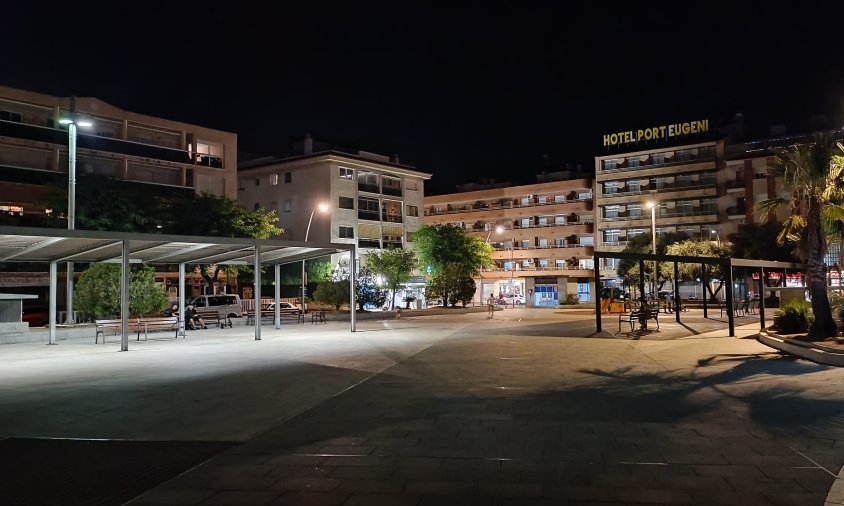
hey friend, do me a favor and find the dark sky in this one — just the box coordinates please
[3,2,843,194]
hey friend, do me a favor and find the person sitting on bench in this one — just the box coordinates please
[184,304,206,330]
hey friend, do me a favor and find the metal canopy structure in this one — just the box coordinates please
[593,250,805,337]
[0,226,357,350]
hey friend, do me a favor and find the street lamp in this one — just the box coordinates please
[710,229,721,247]
[302,202,329,313]
[646,201,660,300]
[58,111,93,324]
[480,225,505,304]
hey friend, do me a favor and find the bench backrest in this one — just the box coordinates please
[95,319,124,325]
[138,317,178,324]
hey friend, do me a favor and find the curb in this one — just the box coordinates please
[757,330,844,367]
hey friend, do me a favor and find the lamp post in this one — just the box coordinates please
[710,229,721,247]
[480,226,505,304]
[58,109,93,325]
[303,202,329,313]
[646,201,660,300]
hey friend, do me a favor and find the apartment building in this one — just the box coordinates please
[0,85,237,218]
[424,176,595,307]
[238,138,431,272]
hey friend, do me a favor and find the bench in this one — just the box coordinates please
[95,319,139,344]
[137,316,182,340]
[618,309,660,332]
[245,309,304,325]
[193,310,231,329]
[311,310,326,324]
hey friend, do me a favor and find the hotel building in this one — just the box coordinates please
[423,175,595,307]
[238,137,431,270]
[0,85,237,219]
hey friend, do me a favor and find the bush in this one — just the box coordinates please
[313,280,350,310]
[772,299,814,334]
[563,293,580,305]
[75,264,168,318]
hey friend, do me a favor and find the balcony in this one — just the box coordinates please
[601,178,717,198]
[382,186,402,197]
[600,151,716,174]
[0,119,219,167]
[358,239,381,249]
[508,221,594,233]
[493,243,593,252]
[358,210,380,221]
[383,213,403,223]
[600,209,717,222]
[358,183,380,194]
[727,205,747,217]
[424,196,593,217]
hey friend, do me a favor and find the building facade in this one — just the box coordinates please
[238,144,431,274]
[424,177,595,307]
[0,85,237,219]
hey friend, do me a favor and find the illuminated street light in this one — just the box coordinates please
[302,202,329,312]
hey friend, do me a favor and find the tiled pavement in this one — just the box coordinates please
[123,311,844,505]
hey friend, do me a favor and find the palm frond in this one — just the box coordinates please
[778,214,805,245]
[755,198,785,222]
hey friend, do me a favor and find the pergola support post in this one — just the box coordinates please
[120,240,130,352]
[65,261,75,324]
[48,261,57,345]
[594,253,601,333]
[254,243,262,341]
[702,263,708,318]
[725,260,735,337]
[350,250,357,332]
[674,261,680,323]
[759,267,766,330]
[178,262,186,338]
[274,264,281,329]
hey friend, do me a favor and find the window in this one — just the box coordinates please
[406,231,414,242]
[358,171,379,193]
[358,197,380,220]
[604,206,619,219]
[555,195,564,203]
[382,176,402,196]
[0,111,22,122]
[521,240,530,248]
[339,167,354,180]
[284,172,292,184]
[339,196,354,209]
[339,226,354,239]
[283,200,292,212]
[652,153,666,165]
[628,158,640,168]
[603,160,617,170]
[604,230,620,244]
[406,205,418,217]
[627,204,641,218]
[238,179,245,191]
[627,181,640,193]
[254,177,260,186]
[270,174,279,186]
[538,195,547,204]
[253,203,260,210]
[604,183,618,195]
[406,180,418,191]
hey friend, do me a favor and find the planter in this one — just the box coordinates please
[757,330,844,366]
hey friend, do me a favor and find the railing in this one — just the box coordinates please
[424,196,593,217]
[727,206,747,216]
[0,119,221,168]
[600,240,630,247]
[482,266,591,273]
[382,240,403,248]
[600,155,716,174]
[382,187,402,197]
[506,221,594,231]
[358,210,380,221]
[600,209,717,222]
[493,244,593,251]
[358,239,381,248]
[601,180,717,198]
[383,214,403,223]
[358,183,380,194]
[726,179,744,189]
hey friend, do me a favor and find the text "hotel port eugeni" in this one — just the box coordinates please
[603,119,709,147]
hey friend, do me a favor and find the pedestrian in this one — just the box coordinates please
[487,294,496,317]
[184,304,206,330]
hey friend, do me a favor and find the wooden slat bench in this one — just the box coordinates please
[137,316,182,340]
[311,310,326,324]
[618,309,660,333]
[193,310,226,329]
[245,310,304,325]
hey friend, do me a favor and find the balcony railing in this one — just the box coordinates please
[481,265,591,273]
[358,183,380,194]
[601,179,717,198]
[0,119,222,168]
[600,209,717,222]
[726,179,744,189]
[358,210,380,221]
[425,196,593,217]
[383,214,403,223]
[493,243,593,251]
[382,186,402,197]
[727,206,747,216]
[600,154,716,174]
[358,239,381,248]
[600,240,630,247]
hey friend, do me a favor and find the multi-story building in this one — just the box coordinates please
[594,120,839,283]
[0,85,237,218]
[238,137,431,273]
[424,175,595,307]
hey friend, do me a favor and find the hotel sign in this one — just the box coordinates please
[603,119,710,147]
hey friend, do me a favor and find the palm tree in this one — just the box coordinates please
[757,139,844,339]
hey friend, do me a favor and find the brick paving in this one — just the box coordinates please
[120,311,844,505]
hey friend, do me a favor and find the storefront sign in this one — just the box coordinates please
[602,119,709,147]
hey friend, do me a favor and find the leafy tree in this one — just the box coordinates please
[728,222,798,262]
[617,231,690,292]
[313,280,350,310]
[366,248,416,309]
[425,263,473,307]
[75,264,168,318]
[413,224,494,277]
[452,273,477,307]
[354,267,387,311]
[658,240,729,301]
[757,139,844,339]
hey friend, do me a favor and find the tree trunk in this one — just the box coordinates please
[807,198,837,339]
[390,287,396,310]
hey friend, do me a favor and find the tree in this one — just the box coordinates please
[75,264,168,318]
[757,139,844,339]
[658,240,729,301]
[617,231,690,292]
[728,223,798,262]
[329,265,387,311]
[313,280,350,310]
[367,247,416,309]
[452,273,477,307]
[413,224,494,277]
[424,263,472,307]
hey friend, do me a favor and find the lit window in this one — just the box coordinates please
[339,167,354,180]
[271,174,279,186]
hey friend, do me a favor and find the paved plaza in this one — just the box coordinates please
[1,309,844,505]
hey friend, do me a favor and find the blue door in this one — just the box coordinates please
[533,285,558,307]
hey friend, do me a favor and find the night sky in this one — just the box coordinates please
[2,2,843,194]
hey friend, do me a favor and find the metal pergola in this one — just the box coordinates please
[0,226,357,350]
[593,250,804,337]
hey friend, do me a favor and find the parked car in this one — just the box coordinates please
[22,305,49,327]
[263,302,301,314]
[188,294,242,318]
[497,294,525,306]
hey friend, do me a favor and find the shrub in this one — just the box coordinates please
[772,299,814,334]
[313,280,349,310]
[563,293,580,305]
[75,264,168,318]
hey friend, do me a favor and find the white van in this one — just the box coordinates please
[188,294,242,318]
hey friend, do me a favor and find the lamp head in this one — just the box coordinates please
[317,202,329,213]
[646,201,656,209]
[76,120,93,128]
[58,118,73,125]
[495,226,504,234]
